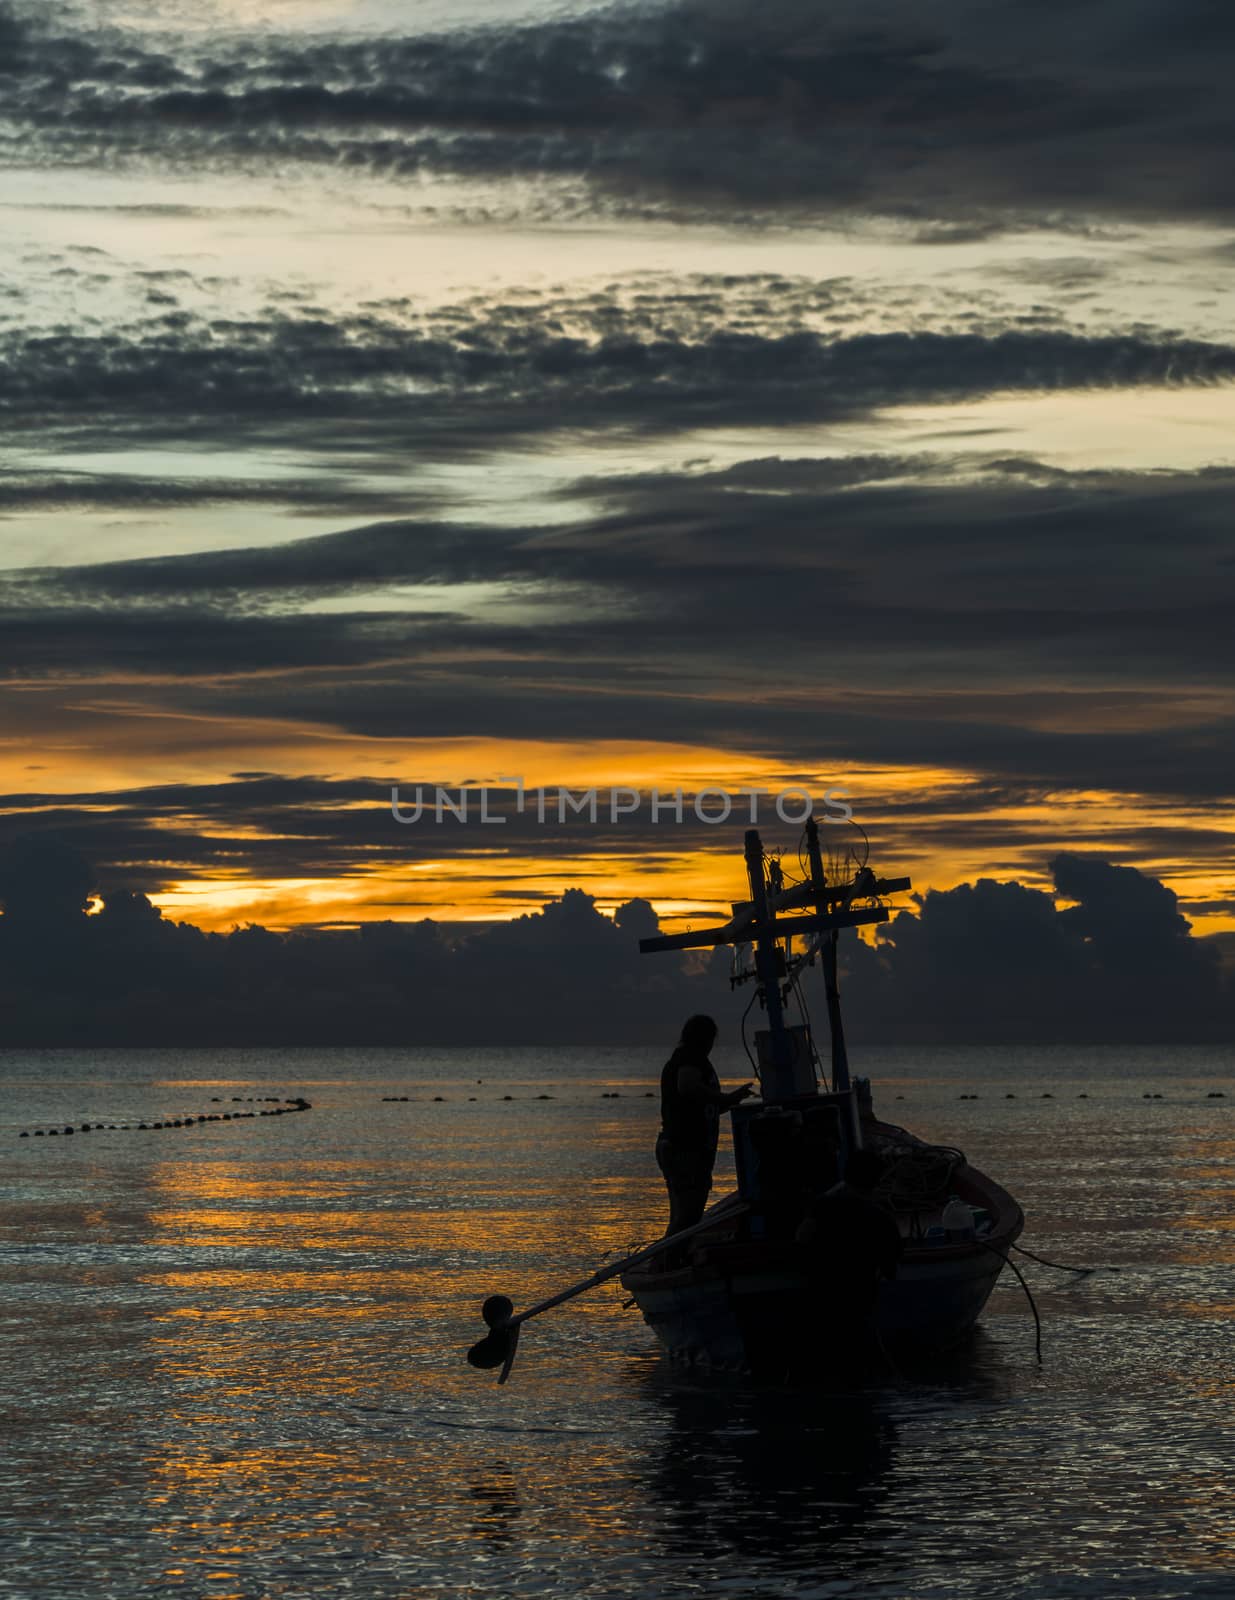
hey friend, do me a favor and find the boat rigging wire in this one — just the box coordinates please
[739,985,760,1077]
[789,971,823,1079]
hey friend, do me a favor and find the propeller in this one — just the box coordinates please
[465,1203,748,1384]
[466,1295,519,1377]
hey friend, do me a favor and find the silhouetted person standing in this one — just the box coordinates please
[657,1014,753,1254]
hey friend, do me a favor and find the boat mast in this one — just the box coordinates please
[803,817,850,1093]
[744,827,796,1102]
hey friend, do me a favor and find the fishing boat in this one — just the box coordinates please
[467,819,1024,1384]
[620,821,1025,1375]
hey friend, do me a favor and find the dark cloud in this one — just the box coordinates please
[0,470,437,517]
[845,850,1227,1041]
[4,453,1233,811]
[4,0,1235,225]
[0,831,92,932]
[5,291,1235,455]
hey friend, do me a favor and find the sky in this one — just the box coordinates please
[2,0,1234,1024]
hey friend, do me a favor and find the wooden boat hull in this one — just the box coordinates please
[622,1158,1024,1374]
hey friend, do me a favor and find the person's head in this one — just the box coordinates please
[844,1148,884,1191]
[679,1014,718,1055]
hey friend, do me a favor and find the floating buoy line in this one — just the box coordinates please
[381,1090,1223,1106]
[378,1091,657,1102]
[17,1096,312,1139]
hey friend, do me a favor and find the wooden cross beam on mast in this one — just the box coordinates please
[639,826,910,1102]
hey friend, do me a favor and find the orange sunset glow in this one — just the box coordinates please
[2,0,1233,1046]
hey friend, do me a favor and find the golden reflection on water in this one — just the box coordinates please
[147,1443,389,1595]
[9,1059,1235,1597]
[1169,1128,1235,1262]
[145,1205,533,1250]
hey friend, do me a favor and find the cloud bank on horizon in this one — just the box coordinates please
[1,0,1234,1010]
[0,833,1229,1045]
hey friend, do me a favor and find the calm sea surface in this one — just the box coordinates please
[2,1044,1233,1600]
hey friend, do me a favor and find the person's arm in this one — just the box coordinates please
[675,1063,754,1108]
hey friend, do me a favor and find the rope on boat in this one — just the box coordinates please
[978,1241,1042,1364]
[872,1131,967,1213]
[1011,1242,1120,1276]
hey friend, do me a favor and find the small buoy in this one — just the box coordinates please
[537,1094,553,1100]
[643,1092,654,1098]
[432,1095,445,1102]
[1142,1093,1152,1099]
[1208,1091,1225,1099]
[895,1095,904,1101]
[64,1127,73,1135]
[468,1096,477,1101]
[80,1124,91,1132]
[1006,1093,1016,1099]
[502,1095,514,1101]
[35,1130,45,1136]
[49,1129,59,1136]
[19,1131,28,1137]
[1041,1093,1052,1099]
[1153,1093,1163,1100]
[1078,1094,1088,1099]
[211,1097,221,1102]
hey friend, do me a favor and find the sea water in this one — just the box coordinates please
[2,1044,1233,1600]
